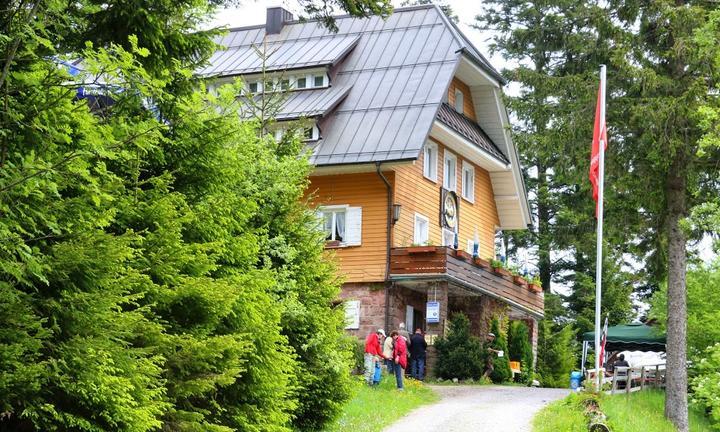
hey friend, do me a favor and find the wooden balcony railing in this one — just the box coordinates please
[389,246,544,317]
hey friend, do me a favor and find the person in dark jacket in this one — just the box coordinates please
[409,328,428,380]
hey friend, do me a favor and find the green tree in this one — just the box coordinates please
[650,259,720,361]
[489,317,512,384]
[434,313,485,380]
[508,321,534,383]
[1,0,389,429]
[536,320,577,388]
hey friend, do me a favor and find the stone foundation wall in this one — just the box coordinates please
[448,294,508,339]
[338,282,386,338]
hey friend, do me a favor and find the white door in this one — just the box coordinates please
[406,305,414,331]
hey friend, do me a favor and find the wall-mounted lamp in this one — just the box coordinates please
[392,204,402,224]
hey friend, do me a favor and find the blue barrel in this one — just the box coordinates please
[570,371,582,389]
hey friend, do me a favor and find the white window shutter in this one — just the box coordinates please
[345,300,360,329]
[345,206,362,246]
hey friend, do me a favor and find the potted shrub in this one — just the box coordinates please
[490,259,512,278]
[512,273,528,288]
[528,276,543,293]
[452,249,472,261]
[473,256,491,269]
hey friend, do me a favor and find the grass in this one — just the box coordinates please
[533,390,714,432]
[323,375,439,432]
[602,391,712,432]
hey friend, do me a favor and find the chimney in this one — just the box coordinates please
[266,7,294,35]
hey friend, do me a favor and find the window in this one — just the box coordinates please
[442,228,455,247]
[454,89,464,114]
[414,213,429,245]
[323,208,346,242]
[423,141,438,181]
[443,150,457,191]
[274,124,319,142]
[344,300,360,329]
[296,77,307,89]
[248,81,260,93]
[462,161,475,202]
[319,206,362,246]
[279,78,290,90]
[314,74,325,87]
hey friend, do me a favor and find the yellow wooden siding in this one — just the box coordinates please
[393,138,500,259]
[447,77,477,121]
[306,172,391,283]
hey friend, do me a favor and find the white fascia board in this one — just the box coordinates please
[457,55,502,89]
[311,160,411,176]
[430,121,510,172]
[492,87,532,227]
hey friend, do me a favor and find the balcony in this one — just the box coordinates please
[389,246,544,318]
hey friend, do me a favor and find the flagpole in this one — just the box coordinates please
[595,65,607,391]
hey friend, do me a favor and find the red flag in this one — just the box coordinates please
[589,84,607,217]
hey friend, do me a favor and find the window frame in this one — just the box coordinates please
[320,205,348,243]
[454,89,464,114]
[413,213,430,246]
[423,141,438,182]
[442,228,456,247]
[461,161,475,203]
[443,150,457,192]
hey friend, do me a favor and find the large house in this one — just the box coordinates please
[202,5,543,360]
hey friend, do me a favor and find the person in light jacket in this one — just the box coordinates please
[383,332,395,373]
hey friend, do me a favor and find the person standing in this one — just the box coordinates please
[410,328,428,380]
[364,329,385,385]
[392,330,408,390]
[383,331,395,373]
[398,322,411,374]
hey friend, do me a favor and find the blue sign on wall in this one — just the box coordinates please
[426,301,440,323]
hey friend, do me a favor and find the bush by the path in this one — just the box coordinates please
[434,314,485,380]
[508,320,534,384]
[489,318,512,384]
[535,320,577,388]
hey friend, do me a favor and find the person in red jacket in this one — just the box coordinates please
[364,329,385,385]
[392,330,408,390]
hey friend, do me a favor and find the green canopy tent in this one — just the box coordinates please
[582,323,666,352]
[581,323,666,373]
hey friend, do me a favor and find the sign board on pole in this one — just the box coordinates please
[426,301,440,323]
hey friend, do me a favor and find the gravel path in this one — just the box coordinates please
[383,385,569,432]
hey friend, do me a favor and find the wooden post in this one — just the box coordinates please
[626,367,632,396]
[655,365,660,388]
[640,367,646,391]
[611,372,617,395]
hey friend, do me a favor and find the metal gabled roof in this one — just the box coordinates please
[199,33,360,77]
[205,6,463,166]
[435,103,508,164]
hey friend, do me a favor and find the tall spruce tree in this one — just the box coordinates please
[475,1,634,333]
[0,1,393,430]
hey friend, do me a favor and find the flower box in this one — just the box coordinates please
[325,240,342,248]
[473,257,491,269]
[528,283,542,293]
[452,249,472,261]
[407,246,437,254]
[513,275,528,288]
[493,266,512,278]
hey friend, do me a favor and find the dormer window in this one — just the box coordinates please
[248,81,261,93]
[296,77,307,89]
[454,89,464,114]
[314,74,326,87]
[274,123,320,142]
